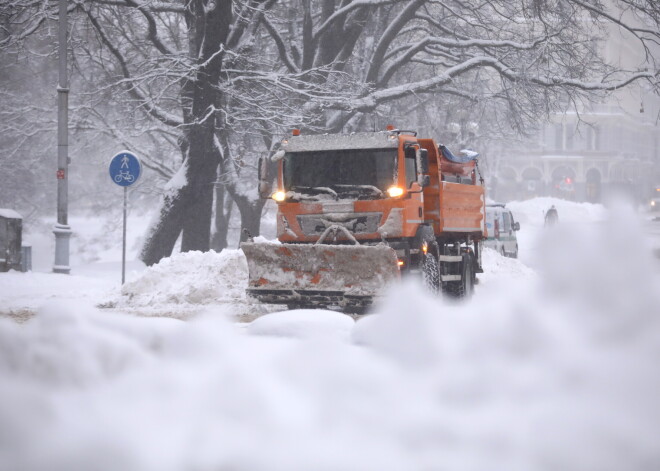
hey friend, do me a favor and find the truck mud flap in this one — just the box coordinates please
[241,242,400,308]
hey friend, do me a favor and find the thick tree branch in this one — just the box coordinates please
[365,0,426,84]
[259,13,299,73]
[89,0,185,13]
[85,6,183,127]
[123,0,177,55]
[331,55,660,113]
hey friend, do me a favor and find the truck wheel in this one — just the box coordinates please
[459,253,474,298]
[442,253,474,299]
[422,253,440,294]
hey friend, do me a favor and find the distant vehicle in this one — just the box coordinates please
[485,204,520,258]
[649,187,660,212]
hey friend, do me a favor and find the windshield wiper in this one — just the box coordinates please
[333,184,384,197]
[291,186,339,200]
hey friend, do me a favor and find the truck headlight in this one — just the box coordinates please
[387,186,404,197]
[272,191,286,202]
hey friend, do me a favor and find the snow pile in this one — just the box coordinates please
[0,208,22,219]
[506,196,608,228]
[247,309,355,341]
[480,246,536,282]
[1,206,659,470]
[502,197,609,268]
[116,249,253,315]
[0,271,114,315]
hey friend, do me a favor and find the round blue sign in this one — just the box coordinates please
[109,151,142,187]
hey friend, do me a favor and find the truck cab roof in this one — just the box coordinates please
[281,131,401,153]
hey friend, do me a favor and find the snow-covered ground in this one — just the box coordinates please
[1,198,659,470]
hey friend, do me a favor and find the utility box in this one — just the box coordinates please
[0,209,23,272]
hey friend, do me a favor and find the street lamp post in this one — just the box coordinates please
[53,0,71,274]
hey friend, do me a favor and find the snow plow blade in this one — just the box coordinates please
[241,242,400,311]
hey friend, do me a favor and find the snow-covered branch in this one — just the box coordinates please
[259,14,299,73]
[88,0,185,13]
[84,6,183,128]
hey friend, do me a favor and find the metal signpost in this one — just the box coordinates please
[53,0,71,274]
[109,151,142,284]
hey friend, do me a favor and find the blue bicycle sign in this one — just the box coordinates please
[109,151,141,187]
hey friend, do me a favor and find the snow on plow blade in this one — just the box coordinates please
[241,242,400,310]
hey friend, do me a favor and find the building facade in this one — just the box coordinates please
[486,9,660,204]
[488,104,659,203]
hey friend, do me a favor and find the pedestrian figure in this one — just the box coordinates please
[121,155,130,168]
[545,205,558,227]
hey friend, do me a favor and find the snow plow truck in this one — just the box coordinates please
[242,128,486,313]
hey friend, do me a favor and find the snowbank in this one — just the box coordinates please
[1,205,659,470]
[115,249,261,317]
[0,271,114,316]
[480,246,536,281]
[503,197,609,268]
[506,196,608,227]
[247,309,355,341]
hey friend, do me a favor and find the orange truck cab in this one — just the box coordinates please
[243,128,486,312]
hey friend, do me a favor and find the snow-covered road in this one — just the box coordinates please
[1,198,659,470]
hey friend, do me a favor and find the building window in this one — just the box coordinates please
[566,126,574,151]
[585,127,593,151]
[554,123,563,150]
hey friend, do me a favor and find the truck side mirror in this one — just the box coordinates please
[513,222,520,231]
[258,156,272,199]
[418,175,430,188]
[416,148,429,173]
[405,146,416,160]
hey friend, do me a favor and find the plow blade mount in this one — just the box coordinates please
[241,242,400,310]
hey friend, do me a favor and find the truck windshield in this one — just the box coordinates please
[283,149,397,198]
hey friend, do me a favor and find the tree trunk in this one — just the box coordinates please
[229,188,266,244]
[180,124,219,252]
[141,0,233,263]
[179,0,232,252]
[211,181,233,251]
[139,189,185,266]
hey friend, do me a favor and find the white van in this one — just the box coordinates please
[484,204,520,258]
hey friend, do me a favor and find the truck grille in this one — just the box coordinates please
[297,213,382,236]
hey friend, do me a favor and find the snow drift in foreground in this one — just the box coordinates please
[1,207,659,470]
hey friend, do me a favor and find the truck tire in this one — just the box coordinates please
[442,253,474,299]
[459,253,474,298]
[422,253,440,294]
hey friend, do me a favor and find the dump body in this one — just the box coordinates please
[245,130,486,311]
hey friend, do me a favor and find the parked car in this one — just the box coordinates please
[484,204,520,258]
